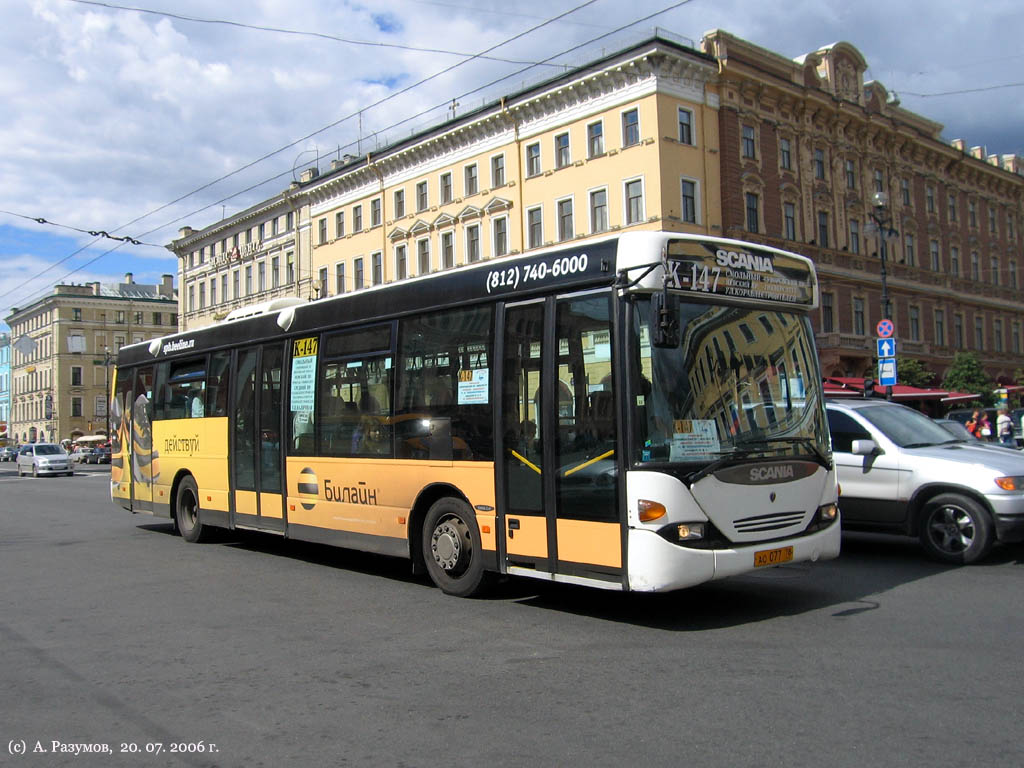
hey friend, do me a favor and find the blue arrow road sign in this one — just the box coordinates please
[879,358,897,387]
[877,338,897,358]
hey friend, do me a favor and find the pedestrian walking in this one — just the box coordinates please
[997,408,1015,447]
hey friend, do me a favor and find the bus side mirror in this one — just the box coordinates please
[651,292,679,348]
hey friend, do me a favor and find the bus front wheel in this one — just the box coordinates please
[176,476,209,543]
[422,497,490,597]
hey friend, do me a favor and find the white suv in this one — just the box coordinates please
[826,399,1024,563]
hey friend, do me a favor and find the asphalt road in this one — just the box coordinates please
[1,462,1022,767]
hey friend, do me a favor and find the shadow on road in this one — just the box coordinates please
[136,522,1023,630]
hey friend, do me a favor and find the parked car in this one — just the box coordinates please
[69,445,91,464]
[827,400,1024,563]
[16,443,73,477]
[933,419,1023,454]
[0,446,16,462]
[89,446,111,464]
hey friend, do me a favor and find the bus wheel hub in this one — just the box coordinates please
[431,520,462,570]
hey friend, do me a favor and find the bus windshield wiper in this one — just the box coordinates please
[734,436,831,469]
[685,448,758,485]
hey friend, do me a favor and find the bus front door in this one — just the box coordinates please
[500,293,624,585]
[231,344,285,532]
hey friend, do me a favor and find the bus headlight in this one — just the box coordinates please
[676,523,705,541]
[817,503,838,523]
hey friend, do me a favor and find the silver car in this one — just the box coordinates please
[827,400,1024,563]
[16,443,73,477]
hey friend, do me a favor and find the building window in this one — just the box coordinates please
[245,265,252,295]
[416,181,428,211]
[335,211,345,238]
[270,256,279,289]
[745,192,759,233]
[814,148,825,180]
[968,199,977,228]
[336,262,346,293]
[319,218,328,244]
[853,298,865,335]
[491,154,505,187]
[874,169,884,193]
[352,204,363,233]
[221,274,228,302]
[1014,321,1021,355]
[590,189,608,234]
[465,225,480,263]
[199,282,206,309]
[370,198,382,227]
[780,138,792,171]
[935,309,946,346]
[948,192,957,222]
[904,234,915,266]
[71,366,82,386]
[354,257,364,290]
[822,292,834,333]
[901,178,911,206]
[990,255,1000,285]
[271,217,278,236]
[557,198,574,241]
[318,266,328,297]
[971,251,980,281]
[554,134,570,169]
[817,211,829,248]
[187,285,195,312]
[393,189,405,219]
[951,246,960,276]
[395,246,407,280]
[784,202,796,241]
[926,185,936,213]
[677,108,693,145]
[526,143,541,177]
[153,312,162,325]
[440,172,453,204]
[989,207,997,234]
[134,311,143,325]
[622,108,639,147]
[975,316,984,350]
[954,314,964,348]
[909,306,920,341]
[72,307,82,321]
[441,231,455,269]
[681,179,697,224]
[372,252,383,285]
[587,121,604,157]
[492,217,507,257]
[995,319,1004,353]
[849,219,860,253]
[417,239,430,274]
[527,207,543,249]
[742,125,756,159]
[464,164,479,196]
[845,159,856,189]
[258,261,266,292]
[209,279,216,306]
[1010,260,1017,289]
[930,240,940,271]
[286,252,295,284]
[625,179,644,225]
[71,396,82,418]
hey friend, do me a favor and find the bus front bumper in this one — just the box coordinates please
[626,519,841,593]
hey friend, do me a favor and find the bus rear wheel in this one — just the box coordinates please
[176,476,209,543]
[422,497,490,597]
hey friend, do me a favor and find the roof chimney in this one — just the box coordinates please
[160,274,174,297]
[124,272,134,284]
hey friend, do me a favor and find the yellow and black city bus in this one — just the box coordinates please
[111,231,840,596]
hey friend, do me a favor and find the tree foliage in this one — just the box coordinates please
[941,352,994,407]
[895,357,935,388]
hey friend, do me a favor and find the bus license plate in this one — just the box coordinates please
[754,546,793,567]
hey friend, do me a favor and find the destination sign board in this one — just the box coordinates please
[665,240,815,306]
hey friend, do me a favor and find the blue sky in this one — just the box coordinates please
[3,0,1022,333]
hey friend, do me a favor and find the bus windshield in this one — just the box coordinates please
[631,295,828,467]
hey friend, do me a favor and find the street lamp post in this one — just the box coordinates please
[867,190,899,397]
[104,347,112,440]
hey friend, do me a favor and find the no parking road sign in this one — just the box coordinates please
[876,319,894,338]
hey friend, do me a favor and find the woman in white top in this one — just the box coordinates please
[996,408,1015,447]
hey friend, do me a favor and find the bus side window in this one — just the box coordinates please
[207,351,231,417]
